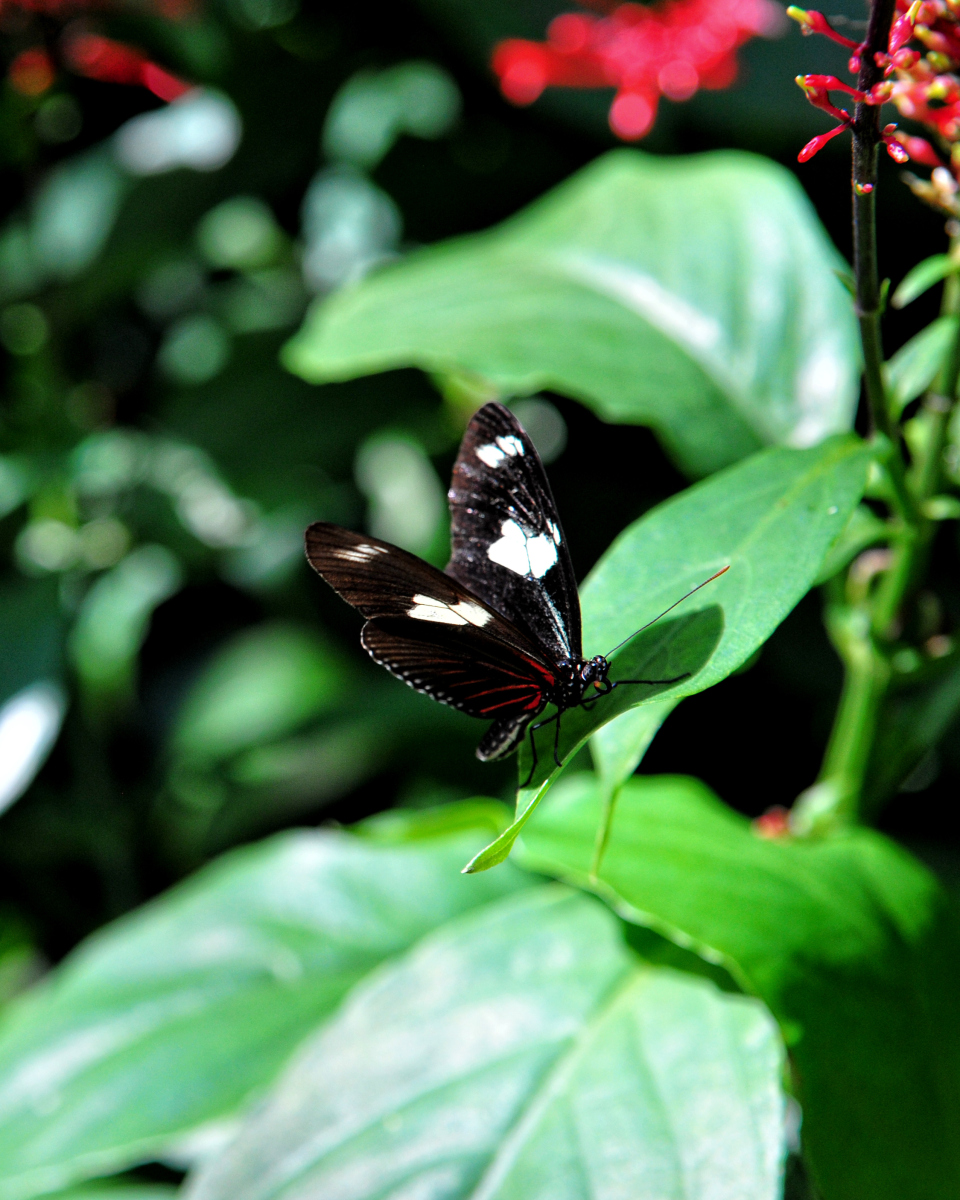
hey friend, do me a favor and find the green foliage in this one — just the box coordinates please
[520,774,960,1200]
[43,1189,177,1200]
[891,253,958,309]
[184,887,785,1200]
[0,823,527,1198]
[285,150,860,477]
[465,436,871,872]
[1,2,959,1195]
[885,316,958,413]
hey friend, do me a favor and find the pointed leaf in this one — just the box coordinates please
[885,316,958,414]
[0,824,528,1199]
[520,774,960,1200]
[891,254,955,309]
[464,436,872,872]
[185,888,785,1200]
[284,149,859,477]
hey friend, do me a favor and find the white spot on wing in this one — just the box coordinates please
[487,518,558,578]
[335,543,387,564]
[407,593,492,627]
[476,443,505,468]
[476,434,523,469]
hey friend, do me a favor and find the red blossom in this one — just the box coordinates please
[62,31,190,100]
[789,0,960,186]
[8,46,55,95]
[491,0,783,141]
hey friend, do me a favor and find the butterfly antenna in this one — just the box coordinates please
[605,566,730,658]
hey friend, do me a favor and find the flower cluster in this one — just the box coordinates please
[491,0,783,141]
[790,0,960,210]
[2,0,190,101]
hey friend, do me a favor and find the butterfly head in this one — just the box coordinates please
[579,655,612,694]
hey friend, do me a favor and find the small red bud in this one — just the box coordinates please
[754,807,792,839]
[798,122,850,161]
[890,11,917,52]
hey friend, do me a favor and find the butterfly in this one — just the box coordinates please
[305,402,724,785]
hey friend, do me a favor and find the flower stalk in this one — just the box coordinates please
[793,0,960,834]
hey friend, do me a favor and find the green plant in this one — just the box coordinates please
[3,0,960,1197]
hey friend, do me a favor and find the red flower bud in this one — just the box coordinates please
[890,11,917,52]
[786,6,860,47]
[798,121,849,161]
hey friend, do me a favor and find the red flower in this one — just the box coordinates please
[8,47,55,95]
[492,0,783,141]
[62,31,190,100]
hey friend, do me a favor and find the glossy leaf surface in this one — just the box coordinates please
[464,436,871,872]
[186,887,785,1200]
[0,823,528,1199]
[891,254,955,308]
[520,774,960,1200]
[885,315,957,414]
[285,150,859,477]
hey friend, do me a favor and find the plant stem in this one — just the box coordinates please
[814,607,891,824]
[852,0,896,441]
[793,0,926,835]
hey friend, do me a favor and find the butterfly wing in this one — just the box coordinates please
[305,523,556,756]
[361,618,550,757]
[446,402,581,665]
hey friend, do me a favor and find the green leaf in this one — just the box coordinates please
[42,1187,177,1200]
[589,702,675,794]
[813,502,888,584]
[465,609,721,874]
[69,545,181,711]
[284,149,859,478]
[185,887,786,1200]
[866,649,960,809]
[885,316,958,414]
[169,623,348,766]
[891,254,955,309]
[0,826,529,1199]
[520,774,960,1200]
[464,436,872,873]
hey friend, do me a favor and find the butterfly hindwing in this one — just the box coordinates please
[361,617,552,728]
[446,402,581,666]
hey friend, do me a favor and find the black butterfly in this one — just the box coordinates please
[305,402,718,784]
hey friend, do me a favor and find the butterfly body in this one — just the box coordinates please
[305,402,679,777]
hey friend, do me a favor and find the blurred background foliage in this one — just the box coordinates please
[0,0,957,1007]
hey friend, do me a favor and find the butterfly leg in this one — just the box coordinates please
[520,711,561,788]
[552,708,563,768]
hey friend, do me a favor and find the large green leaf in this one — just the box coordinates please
[185,887,785,1200]
[0,817,528,1200]
[519,774,960,1200]
[43,1188,177,1200]
[464,436,871,872]
[284,149,859,477]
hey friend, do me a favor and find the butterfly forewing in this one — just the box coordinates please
[446,402,581,666]
[305,523,557,737]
